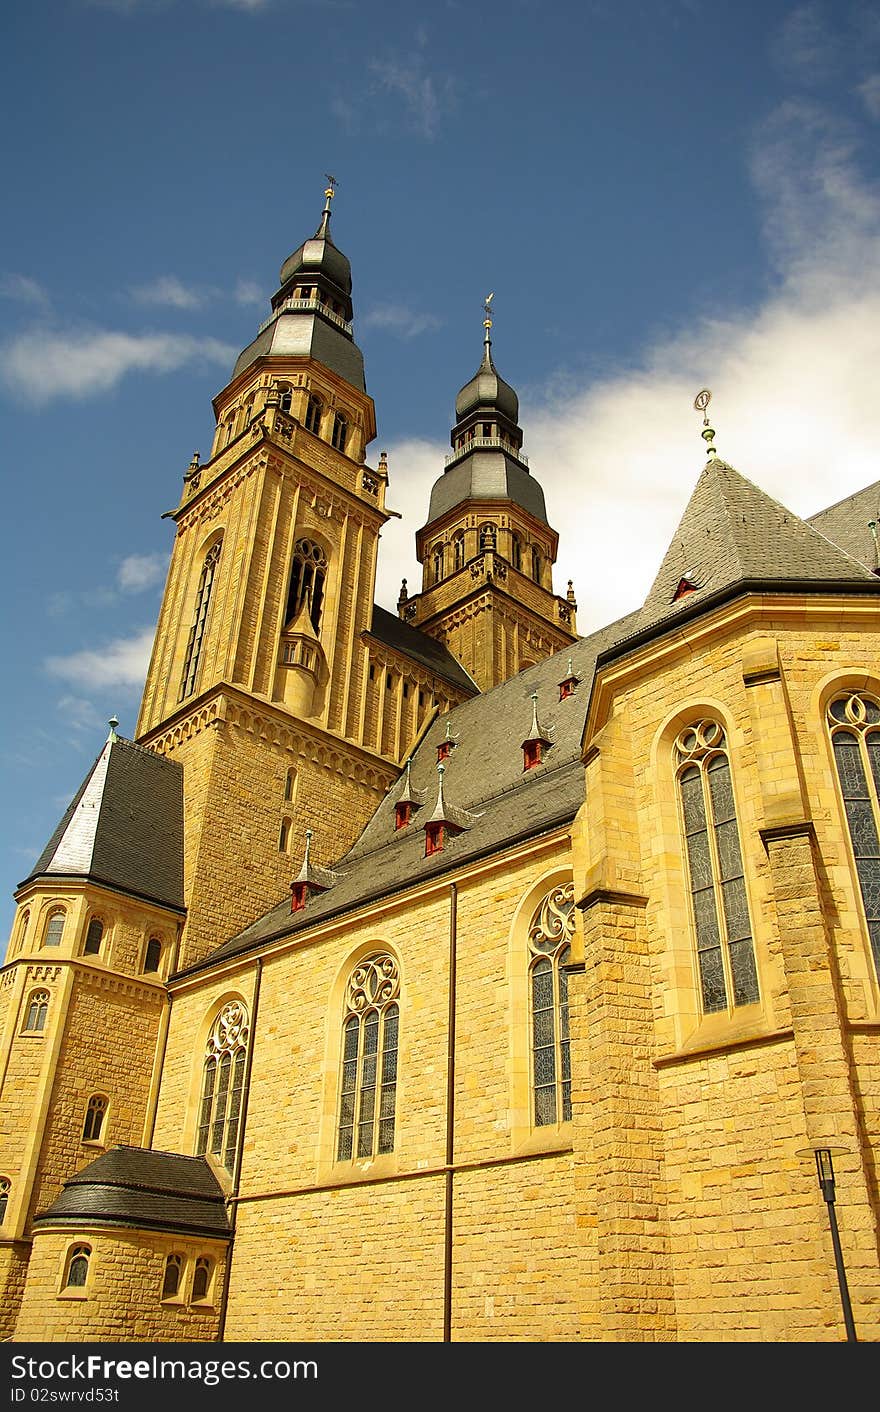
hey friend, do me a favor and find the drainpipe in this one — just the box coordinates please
[443,882,458,1342]
[217,955,263,1343]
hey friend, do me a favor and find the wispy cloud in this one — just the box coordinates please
[368,54,455,139]
[234,278,264,307]
[362,303,443,339]
[0,274,51,310]
[117,552,169,593]
[45,628,155,693]
[131,275,205,309]
[859,72,880,117]
[773,2,841,83]
[55,695,108,734]
[0,328,234,404]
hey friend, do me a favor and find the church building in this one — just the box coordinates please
[1,188,878,1342]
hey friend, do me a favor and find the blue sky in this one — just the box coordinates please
[2,0,880,942]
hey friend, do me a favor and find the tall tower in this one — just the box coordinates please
[400,300,577,689]
[135,188,473,967]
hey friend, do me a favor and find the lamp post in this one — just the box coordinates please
[811,1147,857,1343]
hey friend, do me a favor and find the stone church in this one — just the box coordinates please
[1,189,878,1342]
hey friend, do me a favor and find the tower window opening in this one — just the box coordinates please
[43,909,65,948]
[299,287,313,300]
[83,918,103,956]
[284,767,297,802]
[432,545,444,584]
[331,412,348,453]
[278,385,292,414]
[285,539,327,634]
[304,395,322,435]
[82,1094,108,1144]
[510,533,522,571]
[279,818,292,853]
[532,548,542,584]
[144,938,162,973]
[482,423,492,437]
[180,539,221,701]
[24,990,49,1033]
[453,533,465,571]
[479,523,496,553]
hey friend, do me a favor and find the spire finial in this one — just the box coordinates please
[483,292,494,355]
[694,389,717,460]
[318,174,337,236]
[529,691,541,738]
[304,827,313,865]
[108,715,119,743]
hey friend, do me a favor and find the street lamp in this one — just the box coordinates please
[799,1145,857,1342]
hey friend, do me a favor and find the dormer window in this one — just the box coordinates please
[523,739,543,771]
[290,881,308,912]
[395,801,413,830]
[425,821,445,856]
[437,741,452,764]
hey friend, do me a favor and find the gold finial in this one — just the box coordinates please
[694,388,717,460]
[324,173,337,206]
[483,292,494,351]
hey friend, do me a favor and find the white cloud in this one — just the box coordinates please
[55,696,108,733]
[369,56,452,139]
[117,553,169,593]
[0,274,50,309]
[374,94,880,641]
[45,628,155,693]
[858,73,880,117]
[0,328,234,404]
[131,275,205,309]
[362,303,443,339]
[234,278,264,307]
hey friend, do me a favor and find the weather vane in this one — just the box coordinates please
[324,173,337,198]
[483,292,494,327]
[693,388,717,459]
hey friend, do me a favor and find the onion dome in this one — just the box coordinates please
[278,204,352,298]
[455,339,519,424]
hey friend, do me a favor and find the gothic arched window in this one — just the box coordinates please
[161,1253,183,1299]
[23,990,49,1033]
[278,384,292,414]
[284,538,327,634]
[676,720,759,1013]
[180,539,221,701]
[827,691,880,977]
[337,954,400,1162]
[43,909,65,948]
[304,395,322,435]
[432,544,444,584]
[531,547,542,584]
[82,1094,108,1143]
[331,412,348,453]
[453,533,465,571]
[510,532,522,571]
[0,1178,10,1225]
[192,1257,212,1302]
[83,918,103,956]
[195,1000,249,1173]
[64,1244,91,1289]
[529,883,574,1126]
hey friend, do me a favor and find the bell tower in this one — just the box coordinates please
[135,187,471,967]
[400,298,577,690]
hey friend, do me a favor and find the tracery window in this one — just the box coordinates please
[453,533,465,571]
[83,918,103,956]
[23,990,49,1033]
[180,540,221,700]
[529,883,574,1126]
[432,544,444,584]
[64,1244,91,1289]
[44,909,65,948]
[161,1254,183,1299]
[337,954,399,1162]
[284,538,327,634]
[0,1178,9,1225]
[827,691,880,977]
[676,720,759,1013]
[195,1000,249,1173]
[82,1094,107,1143]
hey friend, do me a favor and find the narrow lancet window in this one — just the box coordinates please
[284,539,327,634]
[529,883,574,1126]
[336,954,400,1162]
[180,540,221,700]
[676,721,759,1013]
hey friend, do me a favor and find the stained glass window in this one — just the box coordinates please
[24,990,49,1033]
[195,1000,249,1173]
[82,1094,107,1143]
[528,883,575,1125]
[827,692,880,976]
[676,721,759,1013]
[336,954,400,1161]
[65,1245,90,1289]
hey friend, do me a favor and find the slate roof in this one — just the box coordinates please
[425,450,548,526]
[368,604,479,695]
[34,1146,231,1239]
[623,458,880,646]
[807,478,880,574]
[22,734,185,912]
[183,612,637,974]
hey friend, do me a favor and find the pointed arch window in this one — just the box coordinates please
[277,384,292,414]
[144,938,162,973]
[23,990,49,1033]
[180,539,221,701]
[337,954,400,1162]
[284,538,327,634]
[0,1178,9,1225]
[827,691,880,977]
[161,1254,183,1300]
[529,883,574,1126]
[195,1000,249,1173]
[82,1095,108,1143]
[531,547,542,584]
[331,412,348,453]
[284,766,297,803]
[676,721,759,1013]
[64,1244,91,1290]
[43,909,65,948]
[453,533,465,571]
[191,1256,213,1302]
[83,918,103,956]
[432,544,444,584]
[304,395,322,435]
[510,532,522,571]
